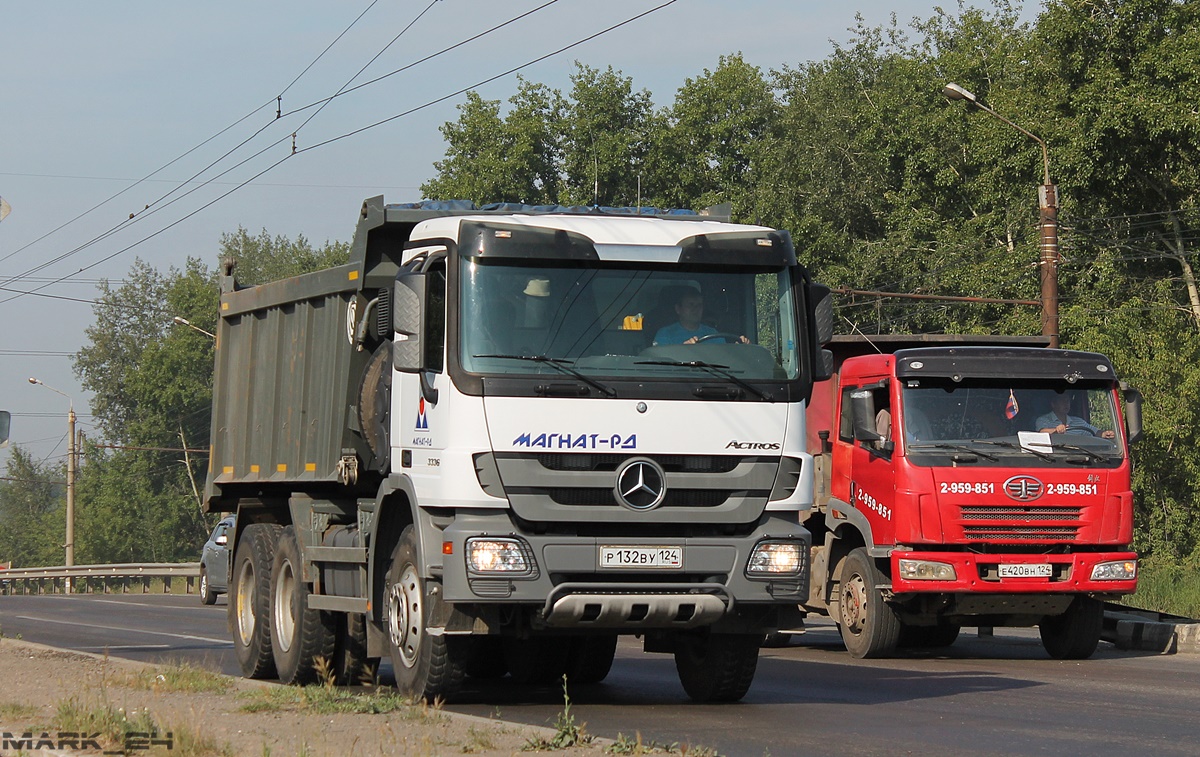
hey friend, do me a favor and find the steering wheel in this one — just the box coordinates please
[1063,425,1099,436]
[695,332,744,344]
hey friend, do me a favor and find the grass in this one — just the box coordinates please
[54,696,232,756]
[0,700,39,721]
[1128,557,1200,619]
[237,684,445,719]
[605,732,722,756]
[119,661,233,695]
[522,676,593,752]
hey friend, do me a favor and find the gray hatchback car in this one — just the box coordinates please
[199,515,235,605]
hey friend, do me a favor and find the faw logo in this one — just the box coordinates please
[726,440,781,450]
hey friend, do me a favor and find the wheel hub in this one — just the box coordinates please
[841,572,868,635]
[273,558,296,653]
[236,563,255,646]
[387,564,423,669]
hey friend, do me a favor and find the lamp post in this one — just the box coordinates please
[29,377,76,577]
[943,82,1059,348]
[172,316,215,339]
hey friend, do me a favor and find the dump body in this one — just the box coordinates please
[802,335,1141,659]
[205,197,834,701]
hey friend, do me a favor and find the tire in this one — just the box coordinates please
[673,630,762,703]
[567,635,618,684]
[334,612,379,686]
[1039,596,1103,660]
[464,636,509,680]
[836,548,901,659]
[229,523,282,679]
[199,566,217,605]
[505,636,570,685]
[385,526,468,700]
[270,526,337,685]
[899,621,960,649]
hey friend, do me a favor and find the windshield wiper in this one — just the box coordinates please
[973,439,1058,462]
[474,354,617,397]
[907,443,999,462]
[1050,442,1108,463]
[635,359,773,401]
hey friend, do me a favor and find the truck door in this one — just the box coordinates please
[842,382,897,546]
[395,255,448,481]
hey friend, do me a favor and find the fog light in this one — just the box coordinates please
[1091,560,1137,581]
[465,538,532,575]
[747,541,802,576]
[898,559,957,581]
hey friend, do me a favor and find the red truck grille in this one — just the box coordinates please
[957,505,1082,541]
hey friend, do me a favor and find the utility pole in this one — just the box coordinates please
[943,83,1060,347]
[29,377,76,585]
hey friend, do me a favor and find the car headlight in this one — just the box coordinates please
[465,537,533,575]
[898,559,957,581]
[1091,560,1137,581]
[746,541,803,577]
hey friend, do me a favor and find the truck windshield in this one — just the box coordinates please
[900,380,1125,463]
[459,258,800,381]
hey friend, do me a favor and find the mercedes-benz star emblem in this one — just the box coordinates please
[614,458,667,511]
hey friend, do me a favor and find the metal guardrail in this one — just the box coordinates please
[0,562,200,595]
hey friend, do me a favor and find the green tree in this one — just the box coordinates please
[651,54,777,216]
[0,448,65,567]
[221,228,350,287]
[422,80,564,204]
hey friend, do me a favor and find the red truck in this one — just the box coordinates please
[802,335,1143,659]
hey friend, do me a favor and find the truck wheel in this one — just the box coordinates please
[271,526,337,685]
[836,548,901,658]
[899,621,960,649]
[464,637,509,680]
[567,635,618,684]
[673,630,762,703]
[229,523,282,679]
[199,566,217,605]
[385,526,467,700]
[505,636,570,685]
[1039,596,1103,660]
[334,612,379,685]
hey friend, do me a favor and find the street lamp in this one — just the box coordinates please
[943,82,1060,348]
[28,377,77,576]
[172,316,215,339]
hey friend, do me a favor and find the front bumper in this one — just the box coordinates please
[890,550,1137,595]
[439,512,810,629]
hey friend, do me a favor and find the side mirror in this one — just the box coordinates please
[0,410,9,448]
[808,284,834,381]
[393,272,428,373]
[1122,384,1144,444]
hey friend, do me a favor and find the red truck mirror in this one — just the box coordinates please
[0,410,9,447]
[1122,384,1144,444]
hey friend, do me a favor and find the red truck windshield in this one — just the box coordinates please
[900,380,1125,467]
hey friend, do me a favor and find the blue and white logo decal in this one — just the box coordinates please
[512,432,637,450]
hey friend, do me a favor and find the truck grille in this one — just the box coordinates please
[957,505,1082,541]
[493,452,776,524]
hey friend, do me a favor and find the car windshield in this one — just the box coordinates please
[459,258,801,381]
[900,379,1125,463]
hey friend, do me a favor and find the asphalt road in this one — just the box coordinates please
[2,593,1198,756]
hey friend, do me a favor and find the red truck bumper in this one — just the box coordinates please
[889,550,1137,595]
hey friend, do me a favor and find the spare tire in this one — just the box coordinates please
[358,341,391,466]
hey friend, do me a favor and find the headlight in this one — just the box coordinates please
[898,559,957,581]
[1091,560,1137,581]
[465,538,533,575]
[746,541,803,576]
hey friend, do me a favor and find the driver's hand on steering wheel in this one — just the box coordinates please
[683,334,750,345]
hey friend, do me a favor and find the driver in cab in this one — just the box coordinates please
[1036,393,1116,439]
[652,289,749,346]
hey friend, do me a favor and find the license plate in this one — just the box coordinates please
[998,563,1052,578]
[600,546,682,569]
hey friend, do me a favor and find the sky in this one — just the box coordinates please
[0,0,1041,469]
